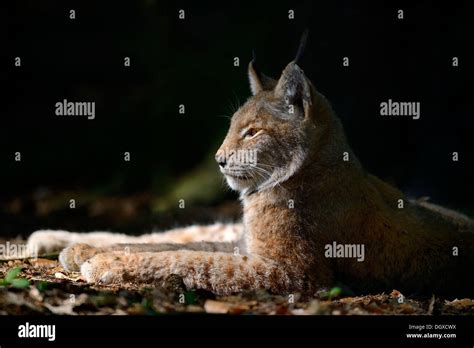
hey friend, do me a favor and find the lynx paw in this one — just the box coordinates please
[80,252,128,285]
[26,230,76,256]
[59,243,102,272]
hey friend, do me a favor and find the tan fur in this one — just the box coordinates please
[27,58,474,297]
[28,222,242,254]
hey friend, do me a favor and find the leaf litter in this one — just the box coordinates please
[1,257,473,315]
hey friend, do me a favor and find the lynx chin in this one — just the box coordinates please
[27,37,474,297]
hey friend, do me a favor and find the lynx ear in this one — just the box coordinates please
[248,52,277,95]
[274,62,312,117]
[273,30,312,117]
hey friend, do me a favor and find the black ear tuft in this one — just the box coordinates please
[294,29,309,66]
[251,49,262,80]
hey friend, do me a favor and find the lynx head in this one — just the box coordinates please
[216,34,330,195]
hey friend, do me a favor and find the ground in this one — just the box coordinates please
[1,256,473,315]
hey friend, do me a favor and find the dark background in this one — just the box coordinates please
[3,0,474,237]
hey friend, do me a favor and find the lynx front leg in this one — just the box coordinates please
[80,251,296,295]
[59,241,237,272]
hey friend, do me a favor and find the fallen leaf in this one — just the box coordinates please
[44,302,76,315]
[427,295,435,315]
[54,272,68,279]
[204,300,232,314]
[389,289,403,299]
[446,298,474,309]
[30,258,57,268]
[291,299,321,315]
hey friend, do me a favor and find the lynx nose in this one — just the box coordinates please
[215,151,227,168]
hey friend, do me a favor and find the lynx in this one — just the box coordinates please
[27,37,474,297]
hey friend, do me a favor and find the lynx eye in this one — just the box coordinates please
[242,128,262,139]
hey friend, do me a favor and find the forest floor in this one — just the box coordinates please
[1,255,473,315]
